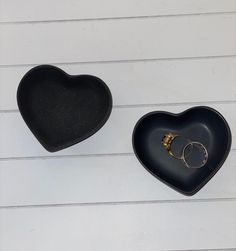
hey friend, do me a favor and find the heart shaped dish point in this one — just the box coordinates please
[132,106,231,196]
[17,65,112,152]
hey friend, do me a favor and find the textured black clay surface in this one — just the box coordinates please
[17,65,112,152]
[132,107,231,196]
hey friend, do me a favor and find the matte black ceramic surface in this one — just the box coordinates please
[17,65,112,152]
[132,107,231,195]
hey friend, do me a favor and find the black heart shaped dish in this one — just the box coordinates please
[132,107,231,196]
[17,65,112,152]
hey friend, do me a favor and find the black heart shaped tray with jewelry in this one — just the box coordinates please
[17,65,112,152]
[132,107,231,196]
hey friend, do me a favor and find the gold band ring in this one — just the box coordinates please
[161,133,188,159]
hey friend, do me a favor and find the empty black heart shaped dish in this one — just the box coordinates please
[132,107,231,195]
[17,65,112,152]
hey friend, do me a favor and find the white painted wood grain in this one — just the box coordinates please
[0,201,235,251]
[0,103,234,159]
[1,56,236,110]
[0,0,235,250]
[1,0,236,23]
[0,151,235,207]
[1,13,236,66]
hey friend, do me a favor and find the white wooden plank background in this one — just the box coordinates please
[1,13,236,66]
[0,151,235,207]
[1,0,236,23]
[0,1,236,250]
[0,201,236,251]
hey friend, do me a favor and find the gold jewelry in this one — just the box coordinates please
[161,133,183,159]
[161,133,208,168]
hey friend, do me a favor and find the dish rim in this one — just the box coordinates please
[132,106,232,196]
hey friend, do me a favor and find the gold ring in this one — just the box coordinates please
[161,133,183,159]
